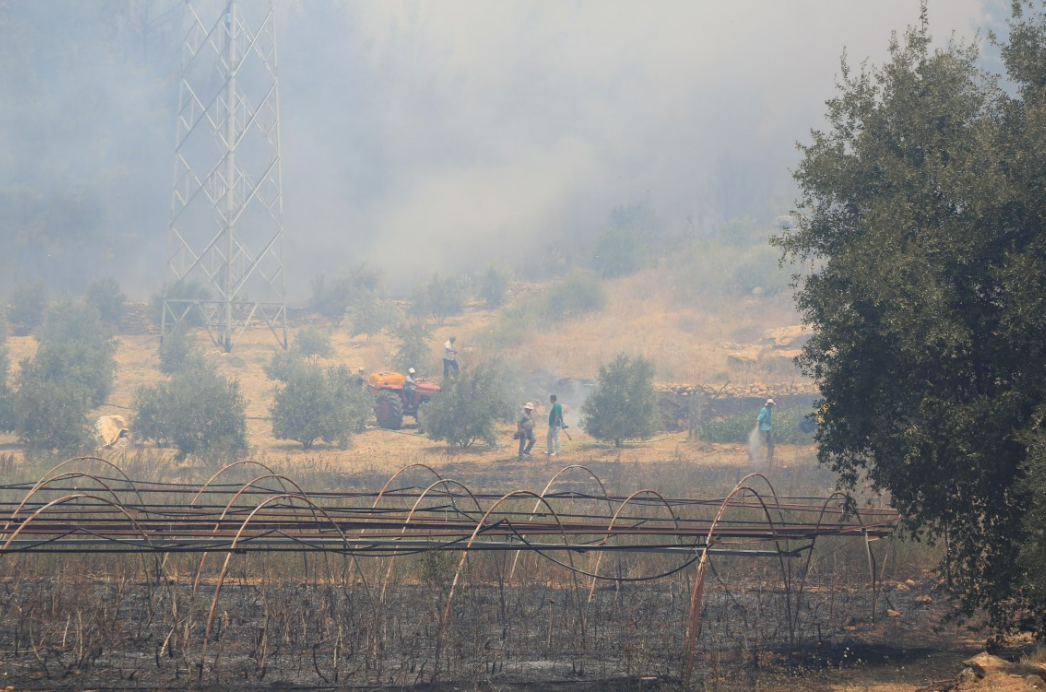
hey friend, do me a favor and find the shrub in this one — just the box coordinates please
[131,382,171,447]
[308,264,386,325]
[479,263,512,308]
[409,273,469,325]
[712,217,761,247]
[265,328,337,380]
[581,353,661,447]
[392,320,434,373]
[294,326,334,359]
[478,269,605,349]
[36,298,116,407]
[7,299,115,456]
[159,322,203,374]
[480,304,536,349]
[168,365,248,460]
[345,262,383,294]
[12,367,92,457]
[347,292,400,338]
[668,239,790,303]
[591,226,646,278]
[150,279,211,328]
[9,280,47,333]
[264,348,306,383]
[85,277,126,325]
[270,362,370,449]
[538,268,607,322]
[307,274,353,324]
[132,363,248,460]
[728,244,790,296]
[667,240,736,302]
[422,360,515,448]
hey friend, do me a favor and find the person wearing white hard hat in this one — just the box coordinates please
[516,402,536,460]
[404,367,418,404]
[756,398,775,464]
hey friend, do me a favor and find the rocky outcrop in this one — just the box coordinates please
[958,652,1046,690]
[655,382,820,432]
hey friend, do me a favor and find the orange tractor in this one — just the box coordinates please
[365,371,440,430]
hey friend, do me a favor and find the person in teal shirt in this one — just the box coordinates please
[547,394,565,456]
[756,398,775,464]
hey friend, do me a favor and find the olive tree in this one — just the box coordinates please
[35,298,116,407]
[159,322,203,374]
[85,277,126,325]
[9,280,47,334]
[422,360,515,448]
[10,299,116,456]
[409,273,469,325]
[270,362,370,449]
[132,363,248,460]
[580,353,660,448]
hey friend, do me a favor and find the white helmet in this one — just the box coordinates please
[408,367,416,375]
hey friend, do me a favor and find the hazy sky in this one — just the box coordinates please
[279,0,997,289]
[0,1,1002,297]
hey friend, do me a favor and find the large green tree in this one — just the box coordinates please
[776,8,1046,634]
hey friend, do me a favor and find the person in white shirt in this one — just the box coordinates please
[404,367,417,400]
[443,335,459,379]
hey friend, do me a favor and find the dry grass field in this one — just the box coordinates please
[1,270,1002,692]
[4,265,808,461]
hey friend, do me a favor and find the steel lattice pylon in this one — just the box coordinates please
[162,0,287,352]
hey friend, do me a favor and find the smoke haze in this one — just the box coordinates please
[0,0,999,298]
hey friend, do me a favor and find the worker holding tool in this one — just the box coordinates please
[516,402,536,460]
[546,394,567,456]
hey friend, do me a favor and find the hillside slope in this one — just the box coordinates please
[2,265,811,459]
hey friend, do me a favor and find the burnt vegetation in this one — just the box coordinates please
[0,457,914,691]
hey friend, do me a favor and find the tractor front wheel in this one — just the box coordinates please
[375,391,405,430]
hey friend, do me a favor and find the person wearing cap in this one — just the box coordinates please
[757,398,775,464]
[443,336,459,379]
[547,394,565,457]
[517,402,536,460]
[356,367,367,390]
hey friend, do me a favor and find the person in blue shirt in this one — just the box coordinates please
[756,398,775,464]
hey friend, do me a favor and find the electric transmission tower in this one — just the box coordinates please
[162,0,287,351]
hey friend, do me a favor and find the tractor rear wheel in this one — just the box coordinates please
[375,391,405,430]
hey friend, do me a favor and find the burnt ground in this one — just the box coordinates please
[0,570,987,692]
